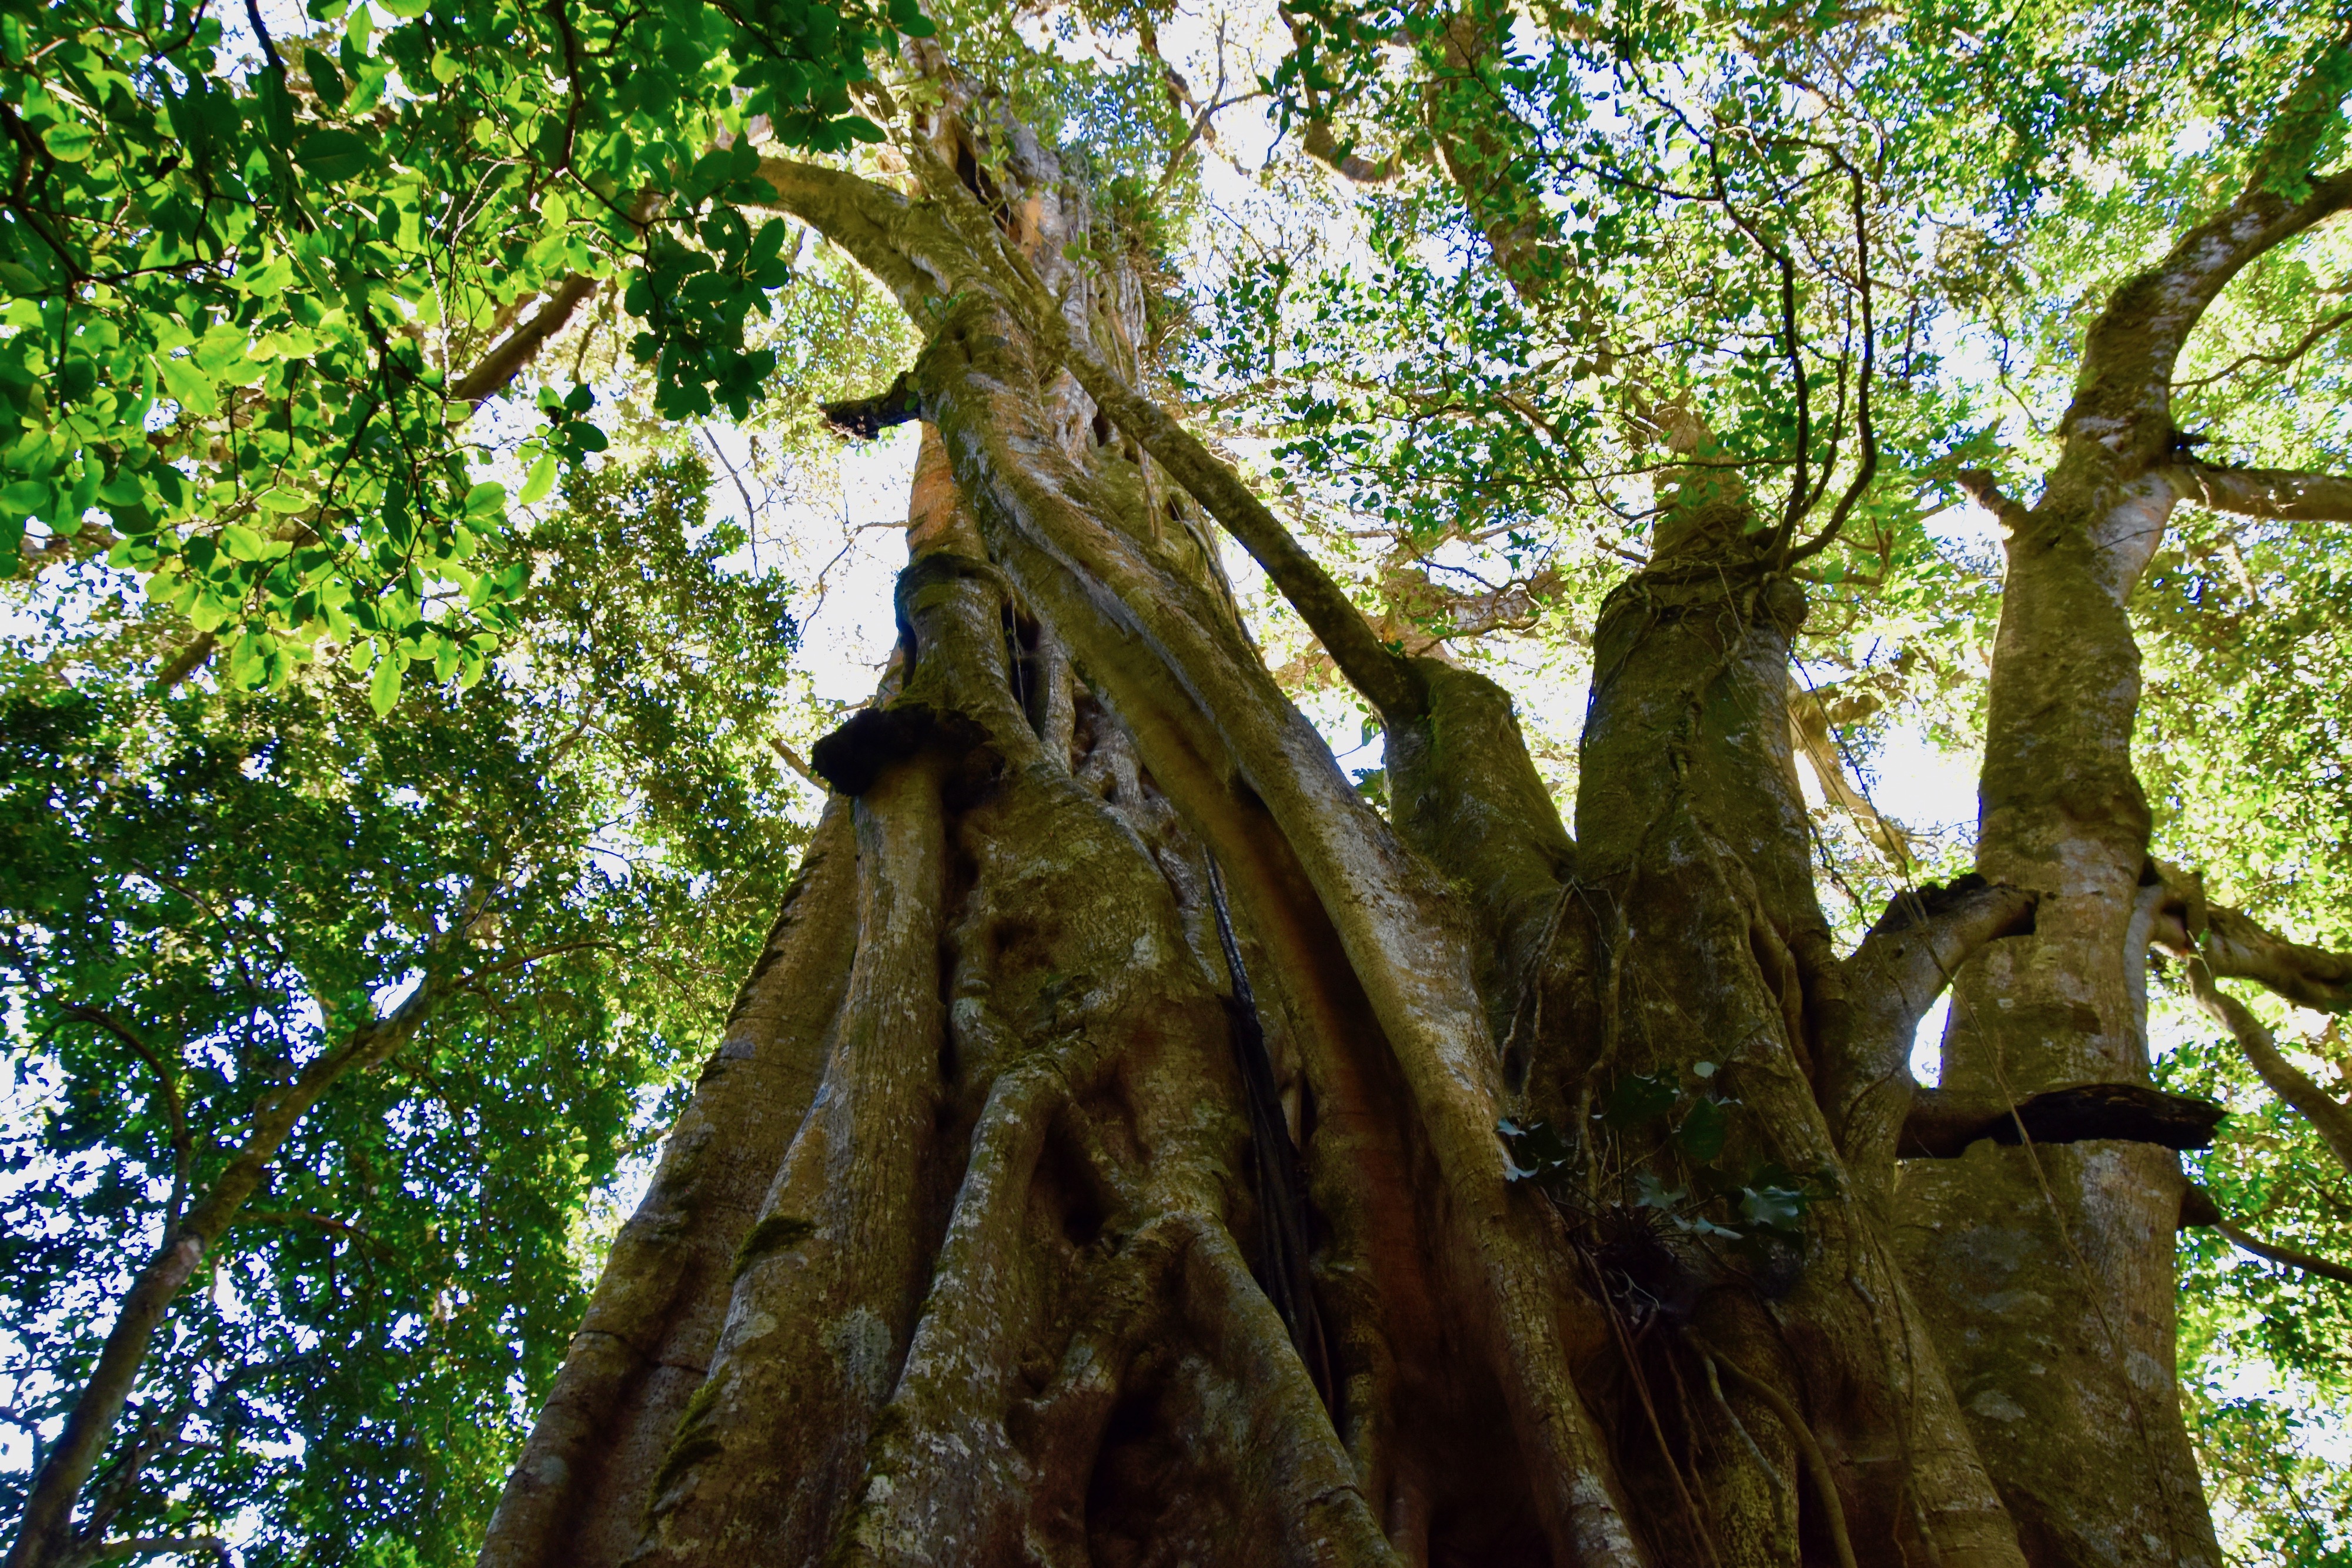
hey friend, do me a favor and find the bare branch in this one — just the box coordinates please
[2215,1219,2352,1286]
[2145,862,2352,1011]
[2167,457,2352,522]
[2173,305,2352,390]
[2184,955,2352,1179]
[1954,468,2031,534]
[449,274,600,406]
[1788,682,1910,865]
[769,735,823,788]
[818,371,920,440]
[2182,1186,2352,1286]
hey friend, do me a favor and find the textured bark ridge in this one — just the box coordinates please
[477,61,2352,1568]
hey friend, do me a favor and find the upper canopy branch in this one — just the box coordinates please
[2059,38,2352,474]
[749,156,983,318]
[2166,457,2352,521]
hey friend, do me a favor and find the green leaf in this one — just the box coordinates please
[1,479,51,517]
[41,122,96,162]
[255,487,312,513]
[1738,1184,1808,1233]
[220,524,270,561]
[1602,1071,1678,1129]
[464,480,507,519]
[1635,1172,1686,1210]
[228,628,278,687]
[256,66,298,149]
[156,356,219,417]
[293,128,374,181]
[1676,1097,1730,1164]
[303,48,348,111]
[519,453,557,505]
[368,652,403,715]
[1498,1117,1575,1183]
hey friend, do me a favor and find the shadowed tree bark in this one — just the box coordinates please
[471,48,2352,1568]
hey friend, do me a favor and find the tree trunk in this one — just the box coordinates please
[471,78,2349,1567]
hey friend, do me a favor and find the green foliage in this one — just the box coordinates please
[0,0,903,685]
[0,452,803,1560]
[1501,1060,1809,1247]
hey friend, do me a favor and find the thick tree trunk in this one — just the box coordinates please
[473,78,2348,1567]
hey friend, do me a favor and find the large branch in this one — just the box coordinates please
[750,149,1425,720]
[1820,871,2035,1171]
[2180,1185,2352,1286]
[1031,309,1425,719]
[450,274,600,406]
[2144,862,2352,1011]
[1844,876,2038,1059]
[2166,457,2352,521]
[750,156,981,318]
[2060,99,2352,473]
[2184,955,2352,1179]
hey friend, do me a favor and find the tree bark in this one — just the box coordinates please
[1894,83,2352,1568]
[475,69,2340,1567]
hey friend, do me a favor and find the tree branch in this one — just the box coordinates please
[1955,468,2031,534]
[2215,1218,2352,1286]
[768,734,823,788]
[1900,1081,2225,1160]
[149,634,214,695]
[1843,875,2037,1062]
[1028,307,1425,719]
[2166,457,2352,521]
[2144,861,2352,1011]
[749,157,972,317]
[449,274,600,406]
[2184,954,2352,1179]
[2058,138,2352,474]
[2181,1185,2352,1286]
[818,370,920,439]
[5,973,455,1568]
[1300,119,1411,185]
[749,148,1424,718]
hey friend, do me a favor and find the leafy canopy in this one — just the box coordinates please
[0,0,923,706]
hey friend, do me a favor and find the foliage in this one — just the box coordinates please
[0,0,915,698]
[0,453,803,1561]
[6,0,2352,1553]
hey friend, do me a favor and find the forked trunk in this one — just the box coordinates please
[475,87,2276,1568]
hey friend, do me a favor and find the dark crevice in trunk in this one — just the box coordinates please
[1205,852,1338,1410]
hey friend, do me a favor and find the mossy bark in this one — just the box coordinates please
[471,86,2351,1568]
